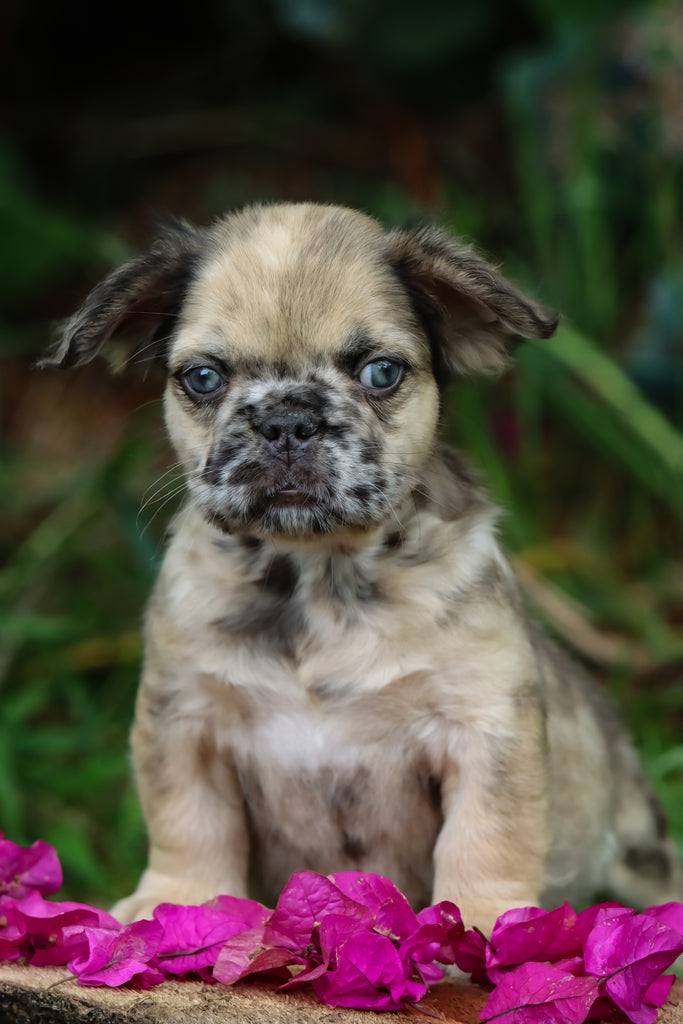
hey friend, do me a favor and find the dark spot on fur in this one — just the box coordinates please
[145,690,176,722]
[624,846,673,881]
[203,436,246,486]
[213,559,304,660]
[257,555,299,599]
[324,422,350,443]
[310,676,355,702]
[351,484,372,504]
[228,459,269,486]
[647,793,670,841]
[238,535,262,552]
[427,775,442,812]
[359,441,379,464]
[330,771,367,823]
[384,531,404,551]
[342,832,367,861]
[323,557,380,605]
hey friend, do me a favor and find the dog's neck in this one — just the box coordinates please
[195,446,501,613]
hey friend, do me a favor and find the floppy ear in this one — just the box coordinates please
[386,225,558,381]
[41,218,204,370]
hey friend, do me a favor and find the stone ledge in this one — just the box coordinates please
[1,963,681,1024]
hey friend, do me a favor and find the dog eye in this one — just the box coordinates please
[183,366,226,397]
[358,359,402,392]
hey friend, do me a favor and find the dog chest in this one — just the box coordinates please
[228,701,443,908]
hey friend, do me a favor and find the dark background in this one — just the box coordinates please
[1,0,682,905]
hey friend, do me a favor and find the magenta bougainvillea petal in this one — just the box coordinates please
[480,960,601,1024]
[313,929,426,1010]
[488,902,589,977]
[583,911,683,1024]
[0,835,62,898]
[212,926,306,984]
[66,919,164,988]
[1,832,681,1018]
[642,902,683,935]
[406,900,464,963]
[453,925,490,985]
[1,890,120,967]
[153,902,268,975]
[643,973,676,1010]
[578,902,629,930]
[400,901,464,982]
[203,892,271,928]
[0,903,28,961]
[329,871,419,939]
[268,870,370,948]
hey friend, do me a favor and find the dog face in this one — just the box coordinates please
[45,203,556,545]
[165,206,441,540]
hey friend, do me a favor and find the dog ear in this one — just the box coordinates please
[386,225,558,380]
[41,218,204,370]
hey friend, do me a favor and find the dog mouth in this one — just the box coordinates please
[199,477,337,536]
[196,443,393,538]
[202,480,380,538]
[271,487,315,508]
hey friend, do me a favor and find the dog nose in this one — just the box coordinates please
[254,409,322,460]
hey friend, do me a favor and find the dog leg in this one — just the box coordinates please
[604,774,683,909]
[432,709,549,936]
[111,672,249,923]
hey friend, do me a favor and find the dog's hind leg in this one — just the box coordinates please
[604,773,682,909]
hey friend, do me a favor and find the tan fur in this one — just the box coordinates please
[47,203,682,935]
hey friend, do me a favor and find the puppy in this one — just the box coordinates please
[45,202,682,934]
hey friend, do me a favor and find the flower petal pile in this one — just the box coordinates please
[1,832,681,1020]
[476,901,683,1024]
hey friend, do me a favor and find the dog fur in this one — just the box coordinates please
[45,202,682,933]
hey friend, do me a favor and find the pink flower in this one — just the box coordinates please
[0,903,28,961]
[453,925,490,985]
[212,926,307,984]
[204,892,271,928]
[153,901,270,977]
[583,910,683,1024]
[486,902,590,982]
[480,960,600,1023]
[1,890,121,966]
[1,833,680,1021]
[66,919,164,988]
[399,901,465,984]
[268,871,370,949]
[329,872,418,939]
[0,835,62,898]
[314,926,427,1011]
[642,902,683,936]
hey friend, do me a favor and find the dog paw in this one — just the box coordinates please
[110,892,161,924]
[456,897,539,938]
[110,867,232,923]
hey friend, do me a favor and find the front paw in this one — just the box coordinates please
[456,897,539,938]
[111,891,162,924]
[111,867,233,923]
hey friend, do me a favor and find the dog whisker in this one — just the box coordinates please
[136,483,188,539]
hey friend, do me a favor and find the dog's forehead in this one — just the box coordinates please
[173,204,416,364]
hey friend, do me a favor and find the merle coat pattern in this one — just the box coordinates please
[45,202,682,933]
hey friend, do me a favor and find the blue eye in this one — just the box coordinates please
[358,359,402,391]
[184,365,226,397]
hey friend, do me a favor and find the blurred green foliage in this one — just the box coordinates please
[1,0,682,907]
